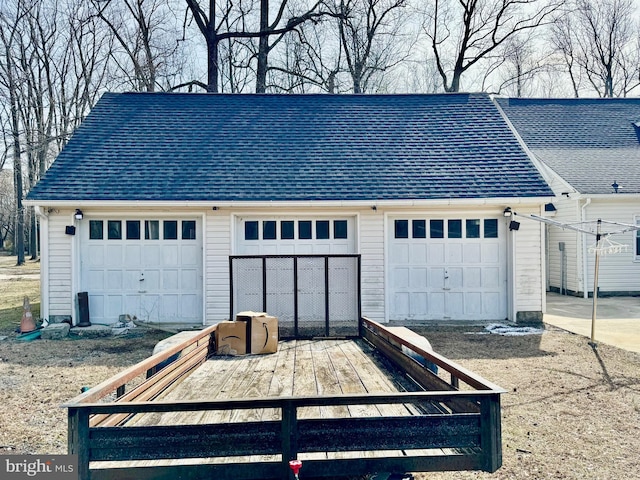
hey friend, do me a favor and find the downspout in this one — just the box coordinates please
[581,198,591,298]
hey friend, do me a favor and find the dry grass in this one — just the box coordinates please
[0,254,639,479]
[413,327,640,480]
[0,252,40,333]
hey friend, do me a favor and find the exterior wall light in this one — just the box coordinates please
[503,207,512,217]
[74,209,84,220]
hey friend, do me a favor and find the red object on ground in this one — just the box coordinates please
[20,296,36,333]
[289,459,302,477]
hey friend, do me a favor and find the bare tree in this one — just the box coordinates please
[0,0,30,265]
[268,13,344,93]
[17,1,61,258]
[335,0,409,93]
[424,0,561,93]
[92,0,186,92]
[490,34,555,97]
[184,0,334,93]
[552,0,640,97]
[0,0,115,261]
[56,0,112,147]
[0,168,14,251]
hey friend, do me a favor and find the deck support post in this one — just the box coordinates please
[480,393,502,472]
[68,407,90,480]
[281,400,298,479]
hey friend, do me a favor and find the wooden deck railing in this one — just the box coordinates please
[64,319,504,480]
[360,317,504,392]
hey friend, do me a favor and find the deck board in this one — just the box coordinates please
[93,339,431,470]
[123,339,420,427]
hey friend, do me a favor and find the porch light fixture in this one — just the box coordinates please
[503,207,512,217]
[544,203,557,217]
[74,209,83,220]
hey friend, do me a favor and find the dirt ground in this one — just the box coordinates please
[1,254,639,479]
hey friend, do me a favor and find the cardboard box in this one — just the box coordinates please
[216,320,248,355]
[236,311,279,354]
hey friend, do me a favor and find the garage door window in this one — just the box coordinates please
[89,220,103,240]
[448,220,462,238]
[316,220,330,239]
[281,221,295,239]
[394,220,409,238]
[262,221,276,240]
[412,220,426,238]
[395,218,500,239]
[245,221,259,240]
[299,221,312,239]
[108,220,122,240]
[163,220,178,240]
[484,219,498,238]
[334,220,348,239]
[466,219,480,238]
[182,220,197,240]
[430,220,444,238]
[89,219,196,241]
[145,220,160,240]
[126,221,141,240]
[243,219,350,241]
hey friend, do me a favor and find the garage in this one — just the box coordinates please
[388,216,507,321]
[79,217,203,324]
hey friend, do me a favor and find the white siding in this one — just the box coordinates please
[360,211,385,322]
[583,200,640,294]
[513,206,545,314]
[47,211,73,317]
[546,197,583,294]
[547,197,640,296]
[205,211,232,323]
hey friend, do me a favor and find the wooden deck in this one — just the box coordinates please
[98,339,427,469]
[130,338,422,426]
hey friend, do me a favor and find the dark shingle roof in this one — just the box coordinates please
[28,93,552,202]
[496,97,640,194]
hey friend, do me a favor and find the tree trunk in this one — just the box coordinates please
[5,45,24,265]
[207,0,218,93]
[206,36,219,92]
[256,0,269,93]
[447,72,461,92]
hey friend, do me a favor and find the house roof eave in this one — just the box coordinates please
[24,196,554,210]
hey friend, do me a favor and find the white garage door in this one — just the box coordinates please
[233,216,357,325]
[80,218,202,324]
[389,217,507,321]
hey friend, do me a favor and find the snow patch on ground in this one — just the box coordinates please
[470,323,545,336]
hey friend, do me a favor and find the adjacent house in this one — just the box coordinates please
[25,92,553,328]
[496,97,640,297]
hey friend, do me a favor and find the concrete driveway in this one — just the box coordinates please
[545,292,640,353]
